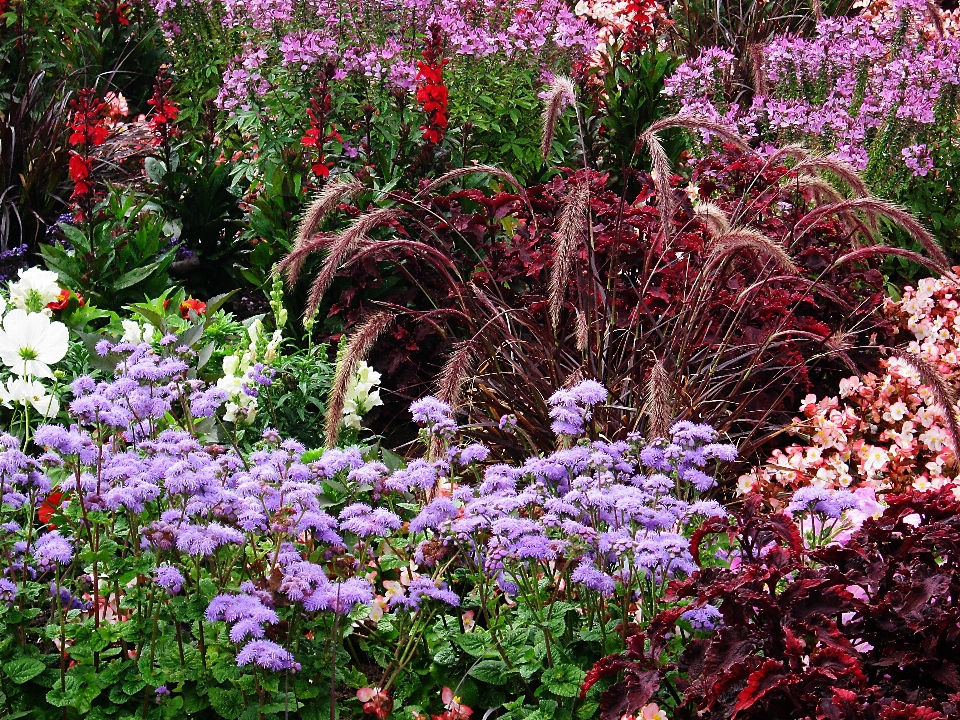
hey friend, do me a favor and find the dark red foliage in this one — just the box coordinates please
[601,489,960,720]
[308,146,894,454]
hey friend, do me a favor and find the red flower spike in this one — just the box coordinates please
[415,24,449,146]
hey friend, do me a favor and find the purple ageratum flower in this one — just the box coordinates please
[701,442,738,462]
[235,640,300,672]
[383,459,438,492]
[154,563,185,594]
[304,577,372,614]
[669,421,717,447]
[787,486,859,520]
[681,605,723,631]
[409,396,457,439]
[499,414,518,433]
[571,562,616,597]
[190,387,229,418]
[155,686,171,698]
[33,531,73,565]
[339,504,402,537]
[409,497,459,533]
[450,443,490,467]
[389,577,459,610]
[0,578,16,605]
[548,379,608,437]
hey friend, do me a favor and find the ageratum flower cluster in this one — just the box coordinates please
[0,336,737,700]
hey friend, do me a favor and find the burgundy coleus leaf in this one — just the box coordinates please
[690,514,735,567]
[896,574,951,621]
[598,669,661,720]
[580,655,639,699]
[730,659,794,718]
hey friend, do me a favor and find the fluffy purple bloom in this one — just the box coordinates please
[409,497,459,533]
[190,387,229,417]
[669,421,717,445]
[33,532,73,565]
[498,414,517,433]
[154,563,185,594]
[450,443,490,466]
[303,577,372,614]
[787,487,859,519]
[548,380,608,437]
[390,577,459,610]
[571,563,616,596]
[384,459,438,492]
[0,578,16,604]
[410,396,457,439]
[339,504,402,537]
[681,605,723,631]
[235,640,300,672]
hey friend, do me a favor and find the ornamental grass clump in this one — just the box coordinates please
[0,340,740,717]
[283,110,952,468]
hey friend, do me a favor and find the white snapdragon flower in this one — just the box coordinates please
[0,377,60,417]
[8,267,61,315]
[0,309,69,378]
[121,319,157,344]
[216,353,257,424]
[342,361,383,430]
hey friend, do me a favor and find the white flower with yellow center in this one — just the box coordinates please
[8,267,61,315]
[341,361,383,430]
[0,377,60,417]
[0,309,69,378]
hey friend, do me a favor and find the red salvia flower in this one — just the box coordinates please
[146,73,181,147]
[301,61,338,183]
[38,492,64,529]
[416,24,449,145]
[67,89,108,217]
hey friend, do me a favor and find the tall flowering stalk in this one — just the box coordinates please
[416,24,449,146]
[301,61,339,184]
[66,88,108,223]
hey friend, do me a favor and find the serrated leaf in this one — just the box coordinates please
[469,659,511,685]
[540,665,587,698]
[4,657,46,683]
[452,630,492,658]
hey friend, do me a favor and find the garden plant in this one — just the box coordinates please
[1,0,960,717]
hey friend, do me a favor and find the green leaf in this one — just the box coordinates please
[144,157,167,183]
[540,665,586,698]
[468,659,511,685]
[452,630,492,658]
[4,657,46,684]
[114,262,160,291]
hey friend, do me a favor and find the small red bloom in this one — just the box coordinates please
[39,492,64,529]
[357,688,393,720]
[46,288,85,311]
[179,298,206,319]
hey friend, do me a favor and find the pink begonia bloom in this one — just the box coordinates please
[742,272,960,503]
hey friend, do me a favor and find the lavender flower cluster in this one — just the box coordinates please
[151,0,596,111]
[664,0,960,172]
[2,346,736,677]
